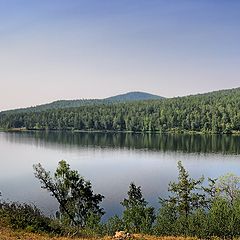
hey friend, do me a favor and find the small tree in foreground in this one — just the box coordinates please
[33,160,104,228]
[121,182,155,233]
[156,161,206,236]
[216,173,240,204]
[161,161,205,218]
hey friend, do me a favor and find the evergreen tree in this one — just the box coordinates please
[161,161,205,218]
[121,182,155,233]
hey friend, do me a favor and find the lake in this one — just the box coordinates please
[0,131,240,220]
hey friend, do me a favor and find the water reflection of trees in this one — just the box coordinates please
[6,132,240,154]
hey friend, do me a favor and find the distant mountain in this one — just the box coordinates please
[1,91,164,114]
[105,91,163,102]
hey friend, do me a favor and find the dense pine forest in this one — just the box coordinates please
[0,88,240,134]
[1,91,163,115]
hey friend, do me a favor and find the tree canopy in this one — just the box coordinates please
[33,160,104,227]
[1,87,240,133]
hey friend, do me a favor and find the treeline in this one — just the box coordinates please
[1,92,162,115]
[1,88,240,133]
[1,99,103,115]
[1,160,240,238]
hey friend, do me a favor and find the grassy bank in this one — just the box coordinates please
[0,224,198,240]
[3,223,240,240]
[4,225,240,240]
[0,225,95,240]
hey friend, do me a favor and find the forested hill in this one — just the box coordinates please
[105,91,162,101]
[0,87,240,134]
[1,91,163,114]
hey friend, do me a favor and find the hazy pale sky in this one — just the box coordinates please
[0,0,240,110]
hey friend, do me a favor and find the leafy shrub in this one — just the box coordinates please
[0,201,57,233]
[84,212,105,236]
[154,202,177,236]
[105,215,124,236]
[208,197,234,238]
[187,208,208,238]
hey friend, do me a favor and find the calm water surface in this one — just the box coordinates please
[0,131,240,220]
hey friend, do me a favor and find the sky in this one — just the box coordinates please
[0,0,240,110]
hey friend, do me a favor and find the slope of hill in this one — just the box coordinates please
[105,91,163,102]
[1,91,163,114]
[0,87,240,134]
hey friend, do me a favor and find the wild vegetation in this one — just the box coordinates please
[1,92,162,115]
[1,160,240,238]
[33,160,104,230]
[0,88,240,133]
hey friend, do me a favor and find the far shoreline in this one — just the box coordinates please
[1,128,240,136]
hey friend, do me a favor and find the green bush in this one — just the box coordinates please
[84,212,105,236]
[0,201,57,233]
[105,215,124,236]
[187,209,208,238]
[208,197,234,238]
[154,202,177,236]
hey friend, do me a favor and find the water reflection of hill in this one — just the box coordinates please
[4,131,240,154]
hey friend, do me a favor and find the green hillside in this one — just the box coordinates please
[0,88,240,134]
[105,91,163,101]
[1,91,163,114]
[1,99,102,115]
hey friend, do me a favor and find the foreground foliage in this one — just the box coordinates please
[155,162,240,238]
[0,221,199,240]
[121,183,155,233]
[2,160,240,238]
[0,201,55,233]
[33,160,104,228]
